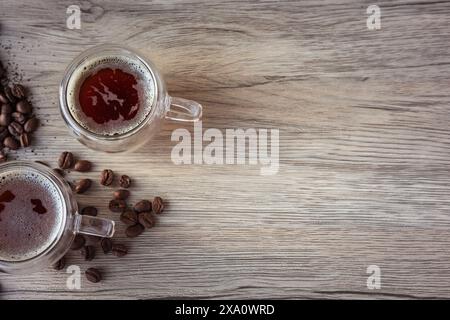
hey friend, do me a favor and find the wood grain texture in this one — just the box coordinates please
[1,0,450,299]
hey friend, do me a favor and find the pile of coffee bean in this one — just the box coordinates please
[0,61,39,161]
[51,151,166,283]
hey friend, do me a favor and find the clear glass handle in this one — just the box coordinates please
[74,213,115,238]
[165,96,202,122]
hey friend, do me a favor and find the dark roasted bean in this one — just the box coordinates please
[58,151,74,169]
[134,200,152,213]
[81,206,98,216]
[24,117,39,132]
[75,179,92,194]
[74,160,92,172]
[109,199,126,213]
[119,175,131,188]
[153,197,164,214]
[138,212,155,229]
[111,244,128,257]
[16,100,32,114]
[80,245,95,261]
[120,209,138,225]
[3,136,19,150]
[100,238,113,254]
[100,169,114,186]
[113,189,130,200]
[53,257,66,271]
[125,223,145,238]
[70,234,86,250]
[85,268,102,283]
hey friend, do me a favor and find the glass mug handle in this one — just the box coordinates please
[74,213,115,238]
[165,96,202,122]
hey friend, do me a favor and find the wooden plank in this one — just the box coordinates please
[0,0,450,299]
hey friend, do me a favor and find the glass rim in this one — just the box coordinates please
[0,161,71,268]
[59,44,163,141]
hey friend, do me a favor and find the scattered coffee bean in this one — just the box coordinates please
[75,178,92,194]
[80,245,96,261]
[0,127,8,142]
[81,206,98,216]
[153,197,164,214]
[100,169,114,186]
[0,93,8,104]
[3,86,15,103]
[138,212,155,229]
[0,113,11,126]
[100,238,113,254]
[1,103,12,114]
[8,121,23,136]
[109,199,126,213]
[16,100,32,114]
[53,168,65,176]
[11,83,26,99]
[11,112,26,124]
[120,209,138,225]
[19,133,30,147]
[113,189,130,200]
[70,234,86,250]
[125,223,145,238]
[58,151,74,169]
[134,200,152,213]
[53,257,66,271]
[112,244,128,257]
[24,117,39,133]
[0,151,7,163]
[119,175,131,188]
[85,268,102,283]
[3,136,19,150]
[74,160,92,172]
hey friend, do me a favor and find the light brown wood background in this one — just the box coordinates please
[0,0,450,299]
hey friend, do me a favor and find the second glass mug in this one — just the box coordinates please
[0,161,115,274]
[59,44,202,152]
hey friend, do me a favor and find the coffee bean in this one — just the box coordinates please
[134,200,152,213]
[11,112,27,125]
[3,136,19,150]
[125,223,145,238]
[75,178,92,194]
[153,197,164,214]
[53,257,66,271]
[119,175,131,188]
[16,100,32,114]
[58,151,74,169]
[24,117,39,133]
[19,133,30,147]
[113,189,130,200]
[3,86,15,103]
[74,160,92,172]
[100,169,114,186]
[100,238,113,254]
[0,126,9,140]
[8,121,23,136]
[80,245,96,261]
[85,268,102,283]
[111,244,128,257]
[109,199,126,213]
[1,103,12,114]
[11,84,26,99]
[81,206,98,216]
[70,234,86,250]
[138,212,155,229]
[0,151,7,163]
[120,209,138,225]
[0,93,8,104]
[53,168,65,177]
[0,113,11,126]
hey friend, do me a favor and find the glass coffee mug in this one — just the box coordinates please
[59,44,202,152]
[0,161,115,274]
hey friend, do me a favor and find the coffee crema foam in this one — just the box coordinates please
[0,170,64,262]
[67,55,156,136]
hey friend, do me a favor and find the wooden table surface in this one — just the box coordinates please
[1,0,450,299]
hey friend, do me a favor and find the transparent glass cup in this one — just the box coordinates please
[0,161,115,274]
[59,44,202,152]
